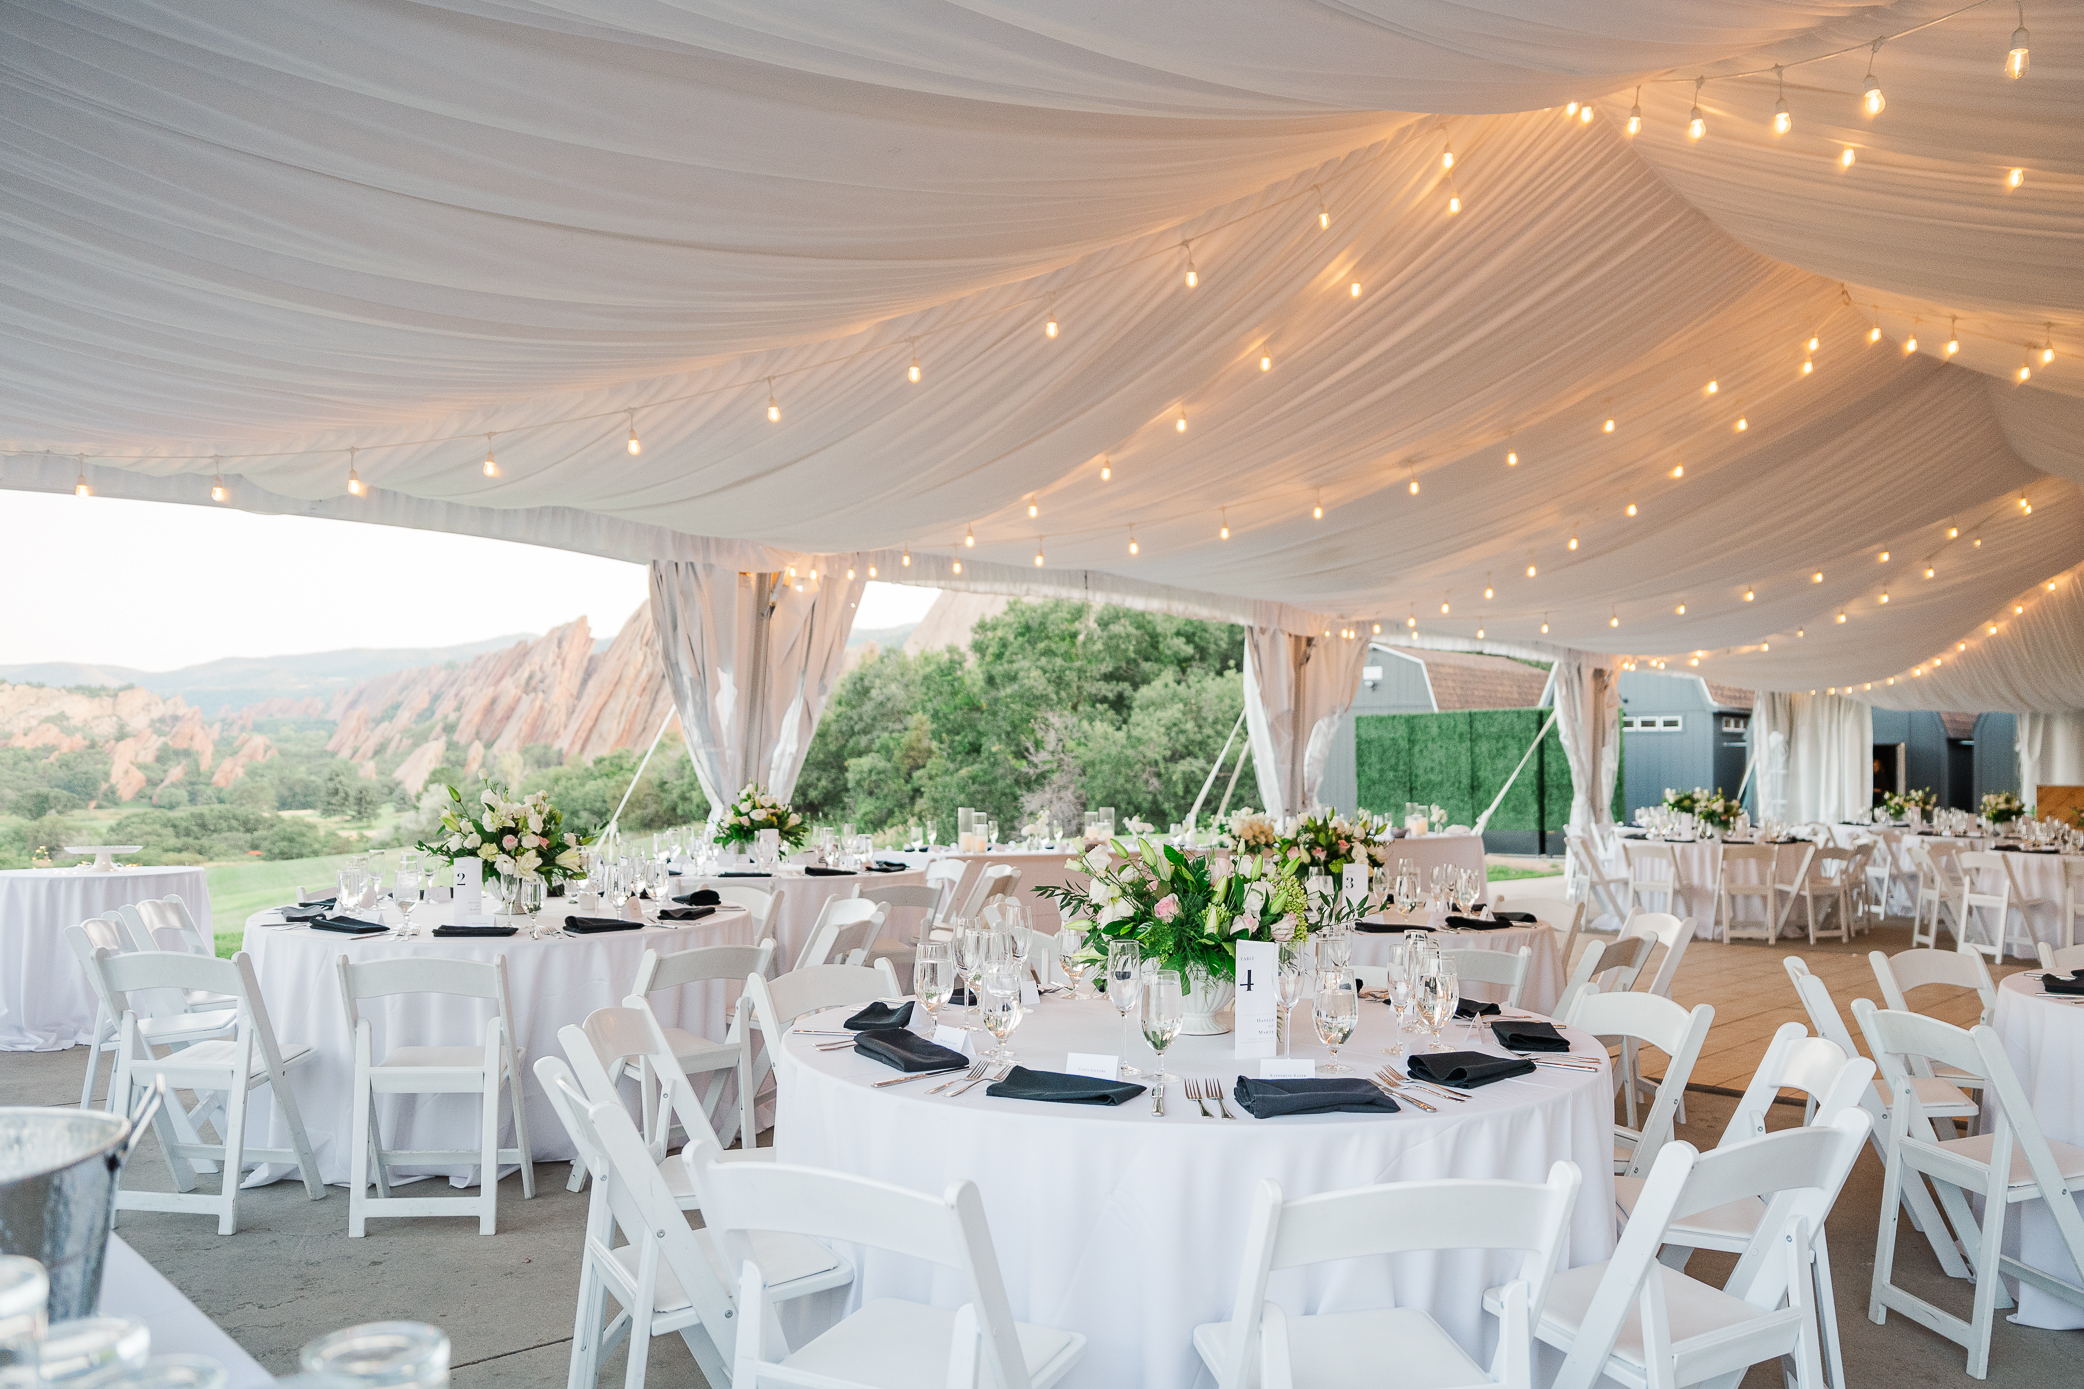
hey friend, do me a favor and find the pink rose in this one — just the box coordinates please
[502,834,518,849]
[1154,894,1181,922]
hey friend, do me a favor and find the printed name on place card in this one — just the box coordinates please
[1259,1058,1316,1079]
[1063,1052,1119,1081]
[931,1025,974,1058]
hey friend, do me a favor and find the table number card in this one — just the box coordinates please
[451,857,492,925]
[1341,863,1370,909]
[1234,940,1278,1059]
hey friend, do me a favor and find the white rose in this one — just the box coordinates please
[477,844,498,860]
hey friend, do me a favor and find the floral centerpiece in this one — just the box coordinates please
[1662,786,1742,831]
[1222,808,1279,852]
[714,782,809,851]
[1882,787,1938,820]
[1279,809,1391,877]
[419,782,590,886]
[1981,790,2026,825]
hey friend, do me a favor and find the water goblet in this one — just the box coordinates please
[1106,940,1144,1078]
[913,942,953,1028]
[1054,927,1090,997]
[1312,968,1359,1074]
[980,963,1024,1061]
[1141,969,1182,1084]
[1419,957,1459,1052]
[1383,946,1416,1054]
[1276,949,1307,1057]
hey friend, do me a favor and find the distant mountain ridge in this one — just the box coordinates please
[0,635,535,717]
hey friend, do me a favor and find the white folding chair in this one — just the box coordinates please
[1861,1008,2084,1377]
[1783,846,1858,946]
[1613,1024,1873,1389]
[1620,842,1690,922]
[629,938,776,1146]
[686,1142,1086,1389]
[1563,991,1713,1178]
[1839,839,1878,937]
[1198,1163,1580,1389]
[1715,845,1777,943]
[1553,900,1587,975]
[1995,853,2055,960]
[1768,840,1819,942]
[2037,940,2084,973]
[736,961,902,1155]
[1953,852,2014,963]
[1868,947,1996,1026]
[335,954,535,1236]
[1535,1112,1870,1389]
[854,882,946,976]
[534,1057,850,1389]
[114,898,237,1013]
[1441,945,1533,1009]
[1615,913,1693,1126]
[104,950,324,1234]
[65,918,155,1109]
[1552,938,1608,1023]
[711,884,783,944]
[1566,832,1630,929]
[1907,841,1958,950]
[953,863,1021,925]
[791,897,885,972]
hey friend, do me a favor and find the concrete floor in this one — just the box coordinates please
[5,912,2080,1389]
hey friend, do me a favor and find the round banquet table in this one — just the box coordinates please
[932,849,1080,932]
[0,864,212,1050]
[1989,971,2084,1329]
[1351,914,1565,1014]
[673,867,926,970]
[773,996,1615,1389]
[237,901,753,1185]
[1377,831,1489,882]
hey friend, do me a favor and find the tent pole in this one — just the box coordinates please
[606,704,680,839]
[1186,709,1248,828]
[1474,708,1560,835]
[1214,739,1254,822]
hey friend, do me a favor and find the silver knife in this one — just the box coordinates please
[872,1065,968,1088]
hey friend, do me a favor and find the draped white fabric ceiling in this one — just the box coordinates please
[3,1,2080,702]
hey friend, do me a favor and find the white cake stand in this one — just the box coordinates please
[62,845,144,872]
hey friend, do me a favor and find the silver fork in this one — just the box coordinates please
[929,1060,989,1094]
[1372,1069,1439,1112]
[1186,1077,1213,1118]
[948,1062,1008,1097]
[1207,1078,1237,1120]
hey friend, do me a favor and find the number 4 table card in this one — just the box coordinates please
[1234,940,1278,1059]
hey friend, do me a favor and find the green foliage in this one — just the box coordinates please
[519,731,709,838]
[1355,709,1621,832]
[796,600,1245,835]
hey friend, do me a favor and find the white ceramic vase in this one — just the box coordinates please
[1181,965,1236,1035]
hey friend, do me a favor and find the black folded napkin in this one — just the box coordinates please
[655,905,717,923]
[308,916,388,935]
[1445,915,1519,931]
[1406,1051,1537,1089]
[1994,844,2021,852]
[2042,970,2084,996]
[280,904,332,922]
[433,924,520,938]
[843,1000,914,1031]
[716,870,770,878]
[1231,1076,1400,1118]
[1455,998,1501,1019]
[803,865,857,876]
[1491,1019,1571,1052]
[290,896,335,909]
[985,1066,1144,1105]
[853,1029,967,1072]
[563,915,643,933]
[1484,910,1538,924]
[870,859,911,873]
[672,889,722,906]
[1357,920,1407,933]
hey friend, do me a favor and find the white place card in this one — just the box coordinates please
[451,857,483,915]
[1020,977,1040,1007]
[1064,1052,1120,1081]
[1341,863,1370,908]
[1233,940,1278,1059]
[455,912,495,928]
[1259,1058,1316,1079]
[932,1025,974,1058]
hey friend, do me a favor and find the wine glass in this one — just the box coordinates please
[924,820,937,849]
[980,962,1024,1061]
[913,943,953,1026]
[1383,944,1415,1054]
[1313,968,1359,1074]
[1055,927,1090,997]
[1141,969,1183,1085]
[1323,919,1353,969]
[1419,957,1459,1052]
[949,917,979,1021]
[1106,940,1144,1079]
[1277,949,1307,1058]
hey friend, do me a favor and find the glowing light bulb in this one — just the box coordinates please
[1945,322,1959,356]
[1484,583,1494,599]
[626,412,641,454]
[210,475,226,503]
[1903,335,1917,354]
[1989,624,1998,635]
[1507,451,1518,466]
[1100,459,1111,481]
[1566,102,1579,116]
[1441,149,1454,171]
[1924,567,1934,578]
[1675,604,1685,615]
[1408,477,1419,495]
[867,564,877,577]
[1045,303,1058,337]
[951,560,961,574]
[2007,167,2024,190]
[2015,603,2025,614]
[1735,417,1748,432]
[1407,614,1417,629]
[1800,360,1813,375]
[1671,465,1684,479]
[1603,417,1615,433]
[1772,101,1791,136]
[1974,536,1983,547]
[1880,592,1890,603]
[1627,109,1641,137]
[1706,380,1718,395]
[1578,104,1593,125]
[1319,205,1330,230]
[767,391,780,423]
[1373,623,1381,634]
[1541,619,1550,633]
[1260,354,1272,371]
[1026,500,1038,519]
[1350,281,1362,297]
[1947,526,1959,538]
[1841,147,1856,169]
[73,457,89,497]
[2008,21,2029,79]
[1688,109,1705,140]
[1447,193,1461,215]
[908,354,921,383]
[901,547,911,567]
[1836,612,1847,623]
[846,568,855,580]
[1219,511,1230,541]
[964,526,975,548]
[1807,336,1820,352]
[1176,412,1187,432]
[347,468,362,496]
[1183,242,1198,288]
[2018,358,2032,382]
[1861,40,1886,116]
[1527,563,1537,577]
[1868,324,1882,344]
[1813,571,1823,582]
[1743,589,1754,601]
[1034,544,1045,567]
[1569,533,1579,551]
[1610,612,1620,627]
[1879,551,1890,562]
[483,435,498,477]
[2041,327,2055,364]
[1312,496,1324,520]
[1128,531,1139,555]
[1625,502,1637,517]
[1441,601,1450,614]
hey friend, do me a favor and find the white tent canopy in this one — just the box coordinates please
[4,2,2081,808]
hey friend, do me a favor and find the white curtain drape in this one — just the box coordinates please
[1551,651,1621,836]
[2017,713,2084,813]
[1759,692,1873,824]
[1242,629,1372,820]
[648,560,867,808]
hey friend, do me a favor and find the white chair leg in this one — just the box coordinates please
[1964,1177,2009,1378]
[349,1080,373,1238]
[479,1082,501,1236]
[1787,1220,1827,1389]
[508,1065,537,1200]
[1812,1229,1846,1389]
[216,1076,249,1236]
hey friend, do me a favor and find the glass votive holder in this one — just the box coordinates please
[300,1323,449,1389]
[36,1318,150,1384]
[83,1354,229,1389]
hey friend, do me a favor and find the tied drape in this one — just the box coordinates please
[1753,692,1873,825]
[1550,651,1621,836]
[649,560,866,807]
[1242,628,1372,820]
[2017,713,2084,813]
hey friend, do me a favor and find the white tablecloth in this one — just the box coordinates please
[100,1234,273,1389]
[774,997,1615,1389]
[237,902,752,1185]
[1377,833,1489,882]
[674,868,926,970]
[1990,972,2084,1329]
[0,865,211,1050]
[1350,916,1565,1014]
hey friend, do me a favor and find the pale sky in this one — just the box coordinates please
[0,491,942,671]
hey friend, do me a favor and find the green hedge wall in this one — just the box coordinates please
[1355,709,1620,832]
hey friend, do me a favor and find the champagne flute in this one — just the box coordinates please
[1141,970,1183,1085]
[980,962,1024,1061]
[949,917,979,1022]
[1055,927,1091,997]
[1383,943,1414,1054]
[1313,968,1359,1074]
[913,943,953,1027]
[1107,940,1144,1078]
[1419,957,1459,1052]
[1277,950,1307,1058]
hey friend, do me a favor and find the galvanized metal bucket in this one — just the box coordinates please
[0,1084,162,1319]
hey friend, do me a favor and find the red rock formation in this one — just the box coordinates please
[210,733,276,788]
